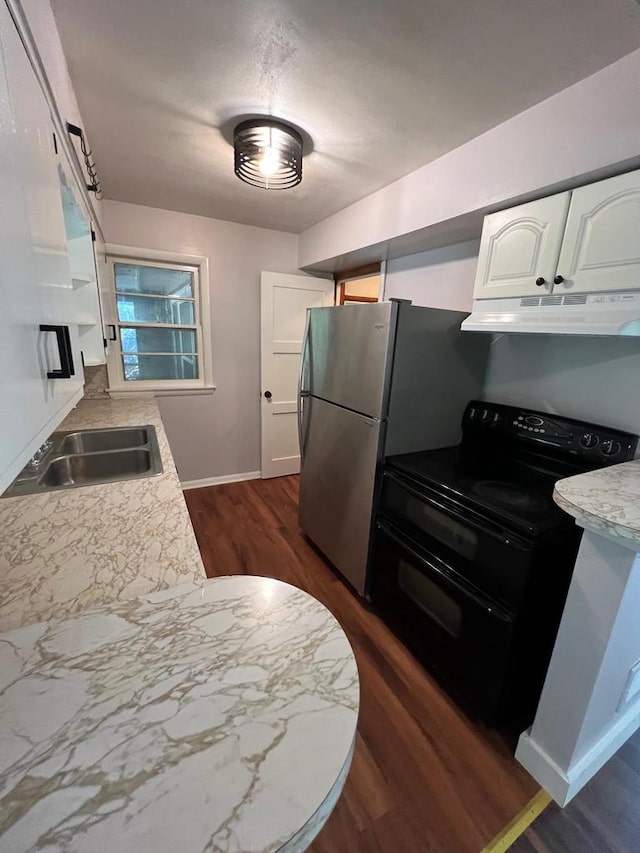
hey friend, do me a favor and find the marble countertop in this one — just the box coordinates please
[554,459,640,550]
[0,576,359,853]
[0,398,205,632]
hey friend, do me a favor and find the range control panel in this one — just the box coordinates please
[463,400,638,465]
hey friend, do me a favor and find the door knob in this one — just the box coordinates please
[535,277,546,287]
[554,274,564,284]
[264,391,272,399]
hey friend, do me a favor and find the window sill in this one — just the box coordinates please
[107,385,216,399]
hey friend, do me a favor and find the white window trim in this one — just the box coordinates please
[105,243,214,396]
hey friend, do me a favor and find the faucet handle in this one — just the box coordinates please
[29,440,54,468]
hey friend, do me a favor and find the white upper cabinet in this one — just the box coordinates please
[61,166,107,366]
[0,4,83,494]
[473,194,570,299]
[555,171,640,294]
[474,169,640,300]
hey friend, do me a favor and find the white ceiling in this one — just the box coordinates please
[51,0,640,234]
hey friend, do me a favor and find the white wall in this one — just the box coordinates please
[533,535,640,770]
[299,48,640,270]
[483,335,640,435]
[19,1,84,131]
[517,533,640,805]
[101,200,299,483]
[384,240,479,312]
[17,0,103,231]
[385,239,640,433]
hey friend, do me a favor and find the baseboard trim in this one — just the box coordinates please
[180,471,261,490]
[516,703,640,806]
[566,702,640,801]
[515,732,571,806]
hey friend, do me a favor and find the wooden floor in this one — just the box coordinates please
[512,728,640,853]
[185,475,540,852]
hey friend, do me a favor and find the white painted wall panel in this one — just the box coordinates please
[384,240,640,435]
[101,200,299,482]
[18,0,104,231]
[384,241,479,312]
[483,334,640,435]
[299,48,640,270]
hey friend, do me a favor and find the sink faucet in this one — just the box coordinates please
[28,440,54,469]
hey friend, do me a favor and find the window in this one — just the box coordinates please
[106,250,212,394]
[334,262,382,305]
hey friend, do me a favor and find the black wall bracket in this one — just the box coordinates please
[66,122,102,198]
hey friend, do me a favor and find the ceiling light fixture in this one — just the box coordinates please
[233,119,303,190]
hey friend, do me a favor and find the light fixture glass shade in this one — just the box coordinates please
[234,119,303,190]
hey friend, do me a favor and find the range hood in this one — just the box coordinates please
[461,291,640,337]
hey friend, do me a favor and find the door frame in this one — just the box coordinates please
[334,261,383,304]
[260,271,333,478]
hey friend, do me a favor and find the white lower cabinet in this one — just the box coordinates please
[0,4,83,494]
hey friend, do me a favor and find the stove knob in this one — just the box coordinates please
[601,439,621,457]
[579,432,599,449]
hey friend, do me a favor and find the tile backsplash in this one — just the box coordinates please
[83,364,109,399]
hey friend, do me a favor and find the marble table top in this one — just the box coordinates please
[554,458,640,551]
[0,576,359,852]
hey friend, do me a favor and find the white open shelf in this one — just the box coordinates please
[72,273,96,288]
[68,235,105,367]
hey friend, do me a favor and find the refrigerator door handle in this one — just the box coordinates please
[297,310,311,463]
[299,394,308,464]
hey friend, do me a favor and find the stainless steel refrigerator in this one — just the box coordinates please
[297,299,490,597]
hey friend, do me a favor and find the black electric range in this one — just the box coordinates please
[387,445,569,538]
[370,400,638,728]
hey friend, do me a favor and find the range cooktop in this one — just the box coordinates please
[387,447,567,537]
[387,400,638,538]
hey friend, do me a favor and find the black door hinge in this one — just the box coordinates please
[91,229,96,242]
[52,132,58,154]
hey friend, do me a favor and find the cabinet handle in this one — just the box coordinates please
[553,274,565,285]
[535,277,546,287]
[40,324,75,379]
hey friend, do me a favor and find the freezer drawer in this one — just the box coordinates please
[299,395,382,596]
[303,302,394,419]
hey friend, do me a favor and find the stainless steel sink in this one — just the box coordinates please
[39,449,155,488]
[2,425,163,497]
[58,427,149,455]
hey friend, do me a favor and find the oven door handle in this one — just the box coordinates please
[377,520,513,622]
[384,470,529,549]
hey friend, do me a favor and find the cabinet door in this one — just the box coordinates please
[473,193,570,300]
[555,170,640,294]
[62,165,107,366]
[0,5,82,493]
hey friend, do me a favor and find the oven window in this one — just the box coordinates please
[397,560,462,637]
[405,494,478,561]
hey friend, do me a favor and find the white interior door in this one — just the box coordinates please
[260,271,333,478]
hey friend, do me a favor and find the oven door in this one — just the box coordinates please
[379,470,533,610]
[371,519,514,722]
